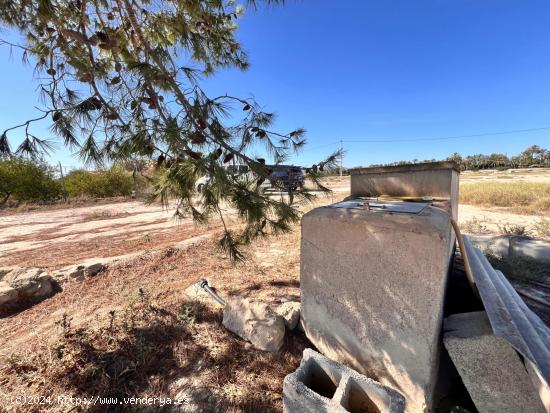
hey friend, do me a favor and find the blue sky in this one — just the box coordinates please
[1,0,550,169]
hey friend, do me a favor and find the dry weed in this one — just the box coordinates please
[461,216,490,234]
[459,182,550,214]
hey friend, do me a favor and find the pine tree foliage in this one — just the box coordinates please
[0,0,340,259]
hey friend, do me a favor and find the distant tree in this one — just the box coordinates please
[372,144,549,171]
[0,0,338,259]
[446,152,462,166]
[61,165,135,198]
[0,158,62,204]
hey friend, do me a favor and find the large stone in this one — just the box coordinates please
[222,297,285,353]
[283,348,405,413]
[443,311,546,413]
[0,266,18,280]
[6,268,55,301]
[274,301,300,330]
[52,262,105,282]
[301,201,453,412]
[0,282,18,306]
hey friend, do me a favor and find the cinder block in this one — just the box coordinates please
[283,348,405,413]
[443,311,546,413]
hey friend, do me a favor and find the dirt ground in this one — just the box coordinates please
[0,202,229,269]
[0,227,308,412]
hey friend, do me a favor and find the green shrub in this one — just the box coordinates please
[61,165,135,198]
[0,158,62,204]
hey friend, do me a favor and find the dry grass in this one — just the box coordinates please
[459,182,550,215]
[0,196,339,411]
[0,290,308,412]
[487,253,550,281]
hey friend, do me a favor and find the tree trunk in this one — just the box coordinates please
[0,192,10,205]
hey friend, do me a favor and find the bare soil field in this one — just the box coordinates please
[0,202,226,269]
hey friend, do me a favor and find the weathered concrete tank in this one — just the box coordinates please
[300,162,459,413]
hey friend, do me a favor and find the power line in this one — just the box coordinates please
[307,141,341,151]
[341,125,550,143]
[306,125,550,151]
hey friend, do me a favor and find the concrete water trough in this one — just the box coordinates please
[300,162,459,412]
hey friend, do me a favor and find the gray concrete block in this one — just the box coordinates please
[443,311,546,413]
[283,348,405,413]
[301,203,453,412]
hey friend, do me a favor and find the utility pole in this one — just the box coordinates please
[339,139,343,179]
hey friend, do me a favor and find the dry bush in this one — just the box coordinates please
[459,182,550,214]
[534,218,550,240]
[497,224,531,238]
[461,216,490,234]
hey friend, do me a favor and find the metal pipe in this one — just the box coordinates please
[198,279,226,306]
[451,218,478,298]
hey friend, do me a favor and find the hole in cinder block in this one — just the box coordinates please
[298,359,340,399]
[341,378,390,413]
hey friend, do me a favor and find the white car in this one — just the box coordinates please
[195,164,254,192]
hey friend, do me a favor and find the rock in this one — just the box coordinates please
[6,268,55,300]
[63,265,86,281]
[0,267,18,280]
[274,301,300,330]
[222,297,286,353]
[0,268,57,309]
[0,262,105,312]
[53,262,105,282]
[85,262,105,277]
[184,283,212,301]
[0,282,18,306]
